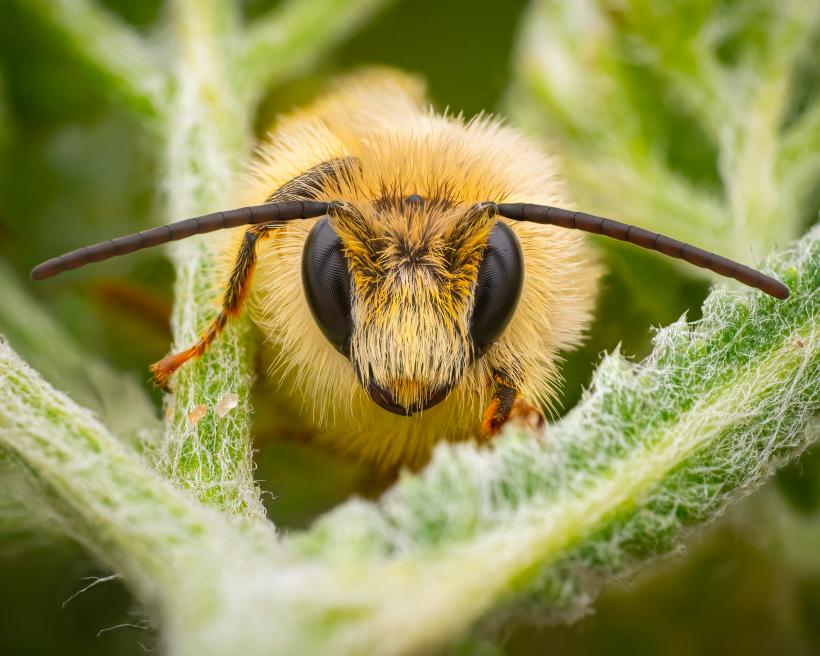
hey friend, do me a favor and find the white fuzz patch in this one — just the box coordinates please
[215,393,240,418]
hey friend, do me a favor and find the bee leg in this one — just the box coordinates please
[481,370,544,438]
[507,397,545,432]
[481,372,517,437]
[150,224,274,390]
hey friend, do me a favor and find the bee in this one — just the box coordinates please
[32,71,789,469]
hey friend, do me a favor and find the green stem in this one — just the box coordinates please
[0,339,287,656]
[778,103,820,218]
[0,340,240,597]
[0,261,159,448]
[509,0,820,262]
[235,0,394,103]
[157,0,263,518]
[12,0,167,117]
[718,0,820,252]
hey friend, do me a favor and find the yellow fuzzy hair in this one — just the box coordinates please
[233,70,599,469]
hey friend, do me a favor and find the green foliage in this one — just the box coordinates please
[0,0,818,654]
[0,261,159,447]
[508,0,819,258]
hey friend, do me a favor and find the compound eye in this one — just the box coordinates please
[301,218,352,355]
[470,222,524,357]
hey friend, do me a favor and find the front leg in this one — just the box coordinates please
[481,370,544,438]
[150,223,275,390]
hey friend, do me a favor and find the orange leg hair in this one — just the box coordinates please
[481,370,544,437]
[150,224,274,390]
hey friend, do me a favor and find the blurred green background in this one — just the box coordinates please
[0,0,818,654]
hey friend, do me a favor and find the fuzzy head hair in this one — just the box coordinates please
[329,198,495,413]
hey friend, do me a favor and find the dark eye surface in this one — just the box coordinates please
[301,218,352,355]
[470,221,524,356]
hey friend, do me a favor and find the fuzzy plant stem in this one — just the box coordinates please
[17,0,167,117]
[156,0,394,517]
[0,262,159,448]
[508,0,820,261]
[235,0,392,103]
[156,0,263,519]
[0,340,281,634]
[0,337,226,588]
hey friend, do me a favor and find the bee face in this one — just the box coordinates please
[301,196,524,416]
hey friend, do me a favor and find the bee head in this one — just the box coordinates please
[301,197,523,416]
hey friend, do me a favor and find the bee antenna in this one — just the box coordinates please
[493,202,790,299]
[31,200,335,281]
